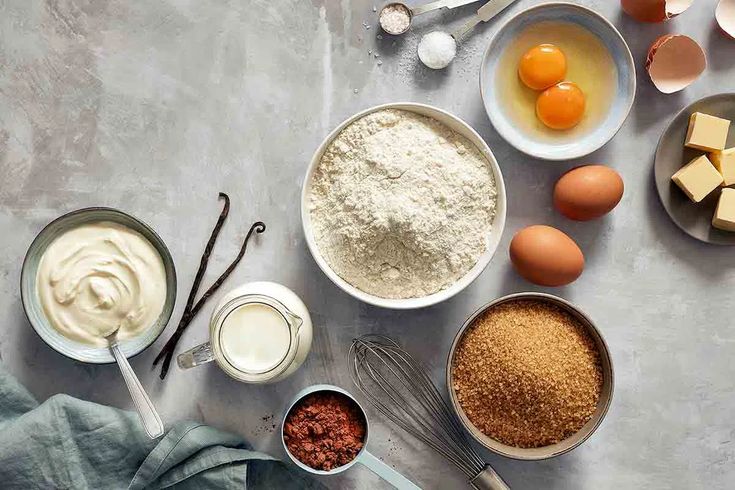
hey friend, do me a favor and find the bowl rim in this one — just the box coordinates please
[301,102,507,310]
[20,206,177,364]
[445,292,615,460]
[479,1,637,161]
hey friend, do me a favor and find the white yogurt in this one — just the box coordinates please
[36,221,167,346]
[220,302,291,373]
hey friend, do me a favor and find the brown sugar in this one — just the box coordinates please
[283,391,366,471]
[452,300,603,448]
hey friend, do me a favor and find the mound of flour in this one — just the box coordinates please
[309,109,497,299]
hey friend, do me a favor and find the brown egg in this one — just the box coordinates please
[509,225,584,287]
[554,165,624,221]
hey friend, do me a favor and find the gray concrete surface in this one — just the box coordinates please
[1,0,734,488]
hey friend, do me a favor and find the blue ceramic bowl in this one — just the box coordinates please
[20,208,177,364]
[480,2,635,161]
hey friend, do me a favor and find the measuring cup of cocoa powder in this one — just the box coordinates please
[282,384,420,489]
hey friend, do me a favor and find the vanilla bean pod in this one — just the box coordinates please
[153,192,266,379]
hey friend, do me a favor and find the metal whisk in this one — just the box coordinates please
[349,335,509,490]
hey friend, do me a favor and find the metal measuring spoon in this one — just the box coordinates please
[106,327,164,438]
[417,0,518,69]
[282,384,420,489]
[379,0,482,35]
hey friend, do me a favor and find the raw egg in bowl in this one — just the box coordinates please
[480,3,635,161]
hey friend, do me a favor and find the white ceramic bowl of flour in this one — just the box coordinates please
[302,103,507,309]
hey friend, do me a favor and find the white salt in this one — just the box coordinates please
[379,4,411,35]
[417,31,456,70]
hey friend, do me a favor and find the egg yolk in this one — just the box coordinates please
[518,44,567,90]
[536,82,586,130]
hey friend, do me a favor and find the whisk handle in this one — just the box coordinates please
[471,465,510,490]
[357,450,422,490]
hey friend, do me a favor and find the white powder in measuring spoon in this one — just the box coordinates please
[309,109,497,299]
[379,3,411,35]
[418,31,457,69]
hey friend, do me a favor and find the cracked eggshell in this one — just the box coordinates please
[646,35,706,94]
[621,0,693,22]
[717,0,735,39]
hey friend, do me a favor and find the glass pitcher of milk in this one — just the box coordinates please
[177,281,312,384]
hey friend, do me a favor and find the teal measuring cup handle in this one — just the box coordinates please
[357,450,422,490]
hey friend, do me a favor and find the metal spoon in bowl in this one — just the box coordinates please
[105,327,164,438]
[379,0,482,35]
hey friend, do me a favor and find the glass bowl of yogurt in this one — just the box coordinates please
[20,207,177,363]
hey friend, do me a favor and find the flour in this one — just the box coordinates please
[309,109,497,299]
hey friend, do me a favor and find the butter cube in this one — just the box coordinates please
[710,148,735,186]
[713,188,735,231]
[671,155,723,202]
[685,112,730,151]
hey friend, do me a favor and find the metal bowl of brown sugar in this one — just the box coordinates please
[446,292,614,460]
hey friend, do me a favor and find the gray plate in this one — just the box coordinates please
[654,93,735,245]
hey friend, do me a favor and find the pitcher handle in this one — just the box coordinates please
[177,342,215,369]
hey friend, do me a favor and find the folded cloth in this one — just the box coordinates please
[0,364,323,490]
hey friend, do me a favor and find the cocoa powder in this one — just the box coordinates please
[283,391,366,471]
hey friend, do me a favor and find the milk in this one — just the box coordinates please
[180,281,312,384]
[220,302,291,373]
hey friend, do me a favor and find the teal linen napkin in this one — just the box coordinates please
[0,365,323,489]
